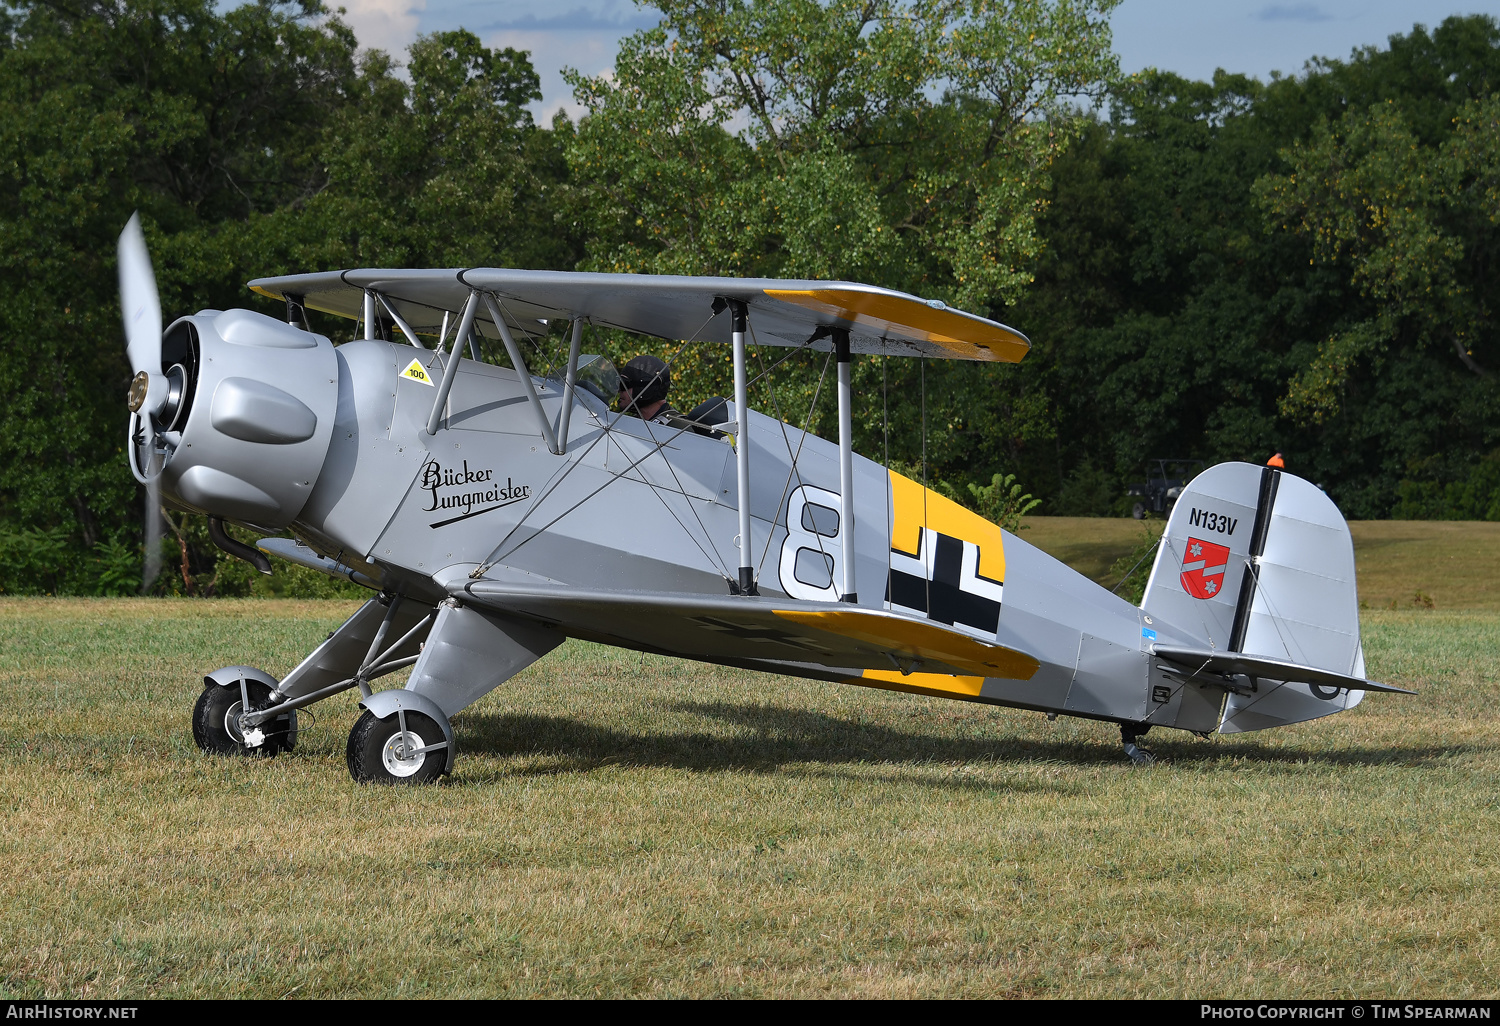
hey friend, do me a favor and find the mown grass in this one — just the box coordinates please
[1,597,1496,998]
[1022,516,1500,610]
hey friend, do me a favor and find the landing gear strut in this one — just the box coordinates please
[1120,722,1155,765]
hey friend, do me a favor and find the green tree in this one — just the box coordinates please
[254,29,577,274]
[0,0,364,591]
[563,0,1118,485]
[0,3,577,592]
[1259,96,1499,419]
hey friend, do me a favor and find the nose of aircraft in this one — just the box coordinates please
[119,217,340,532]
[150,309,340,529]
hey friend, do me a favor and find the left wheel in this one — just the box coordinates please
[192,681,297,757]
[346,709,448,785]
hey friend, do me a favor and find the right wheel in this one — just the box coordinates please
[346,709,448,784]
[1132,501,1147,520]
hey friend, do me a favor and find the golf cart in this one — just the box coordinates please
[1127,459,1206,519]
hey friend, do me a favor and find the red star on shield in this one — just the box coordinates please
[1180,536,1231,600]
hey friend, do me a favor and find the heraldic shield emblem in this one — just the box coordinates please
[1180,536,1231,599]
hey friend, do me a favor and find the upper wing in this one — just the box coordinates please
[454,577,1041,680]
[247,267,1029,363]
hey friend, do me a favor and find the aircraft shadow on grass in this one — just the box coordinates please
[451,701,1478,783]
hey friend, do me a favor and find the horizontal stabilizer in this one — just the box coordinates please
[1152,645,1413,695]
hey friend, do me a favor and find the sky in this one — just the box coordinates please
[328,0,1500,122]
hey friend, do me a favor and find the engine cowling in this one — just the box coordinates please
[138,308,339,529]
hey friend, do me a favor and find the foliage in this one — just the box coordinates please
[1393,448,1500,520]
[1258,94,1500,422]
[966,472,1041,532]
[8,2,1500,600]
[1103,519,1160,605]
[994,15,1500,519]
[0,0,574,594]
[564,0,1119,470]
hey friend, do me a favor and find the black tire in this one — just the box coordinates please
[192,681,297,757]
[346,709,448,785]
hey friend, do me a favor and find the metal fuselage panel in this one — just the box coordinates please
[307,346,897,603]
[295,343,1221,731]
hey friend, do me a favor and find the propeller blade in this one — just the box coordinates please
[118,213,162,376]
[142,455,163,594]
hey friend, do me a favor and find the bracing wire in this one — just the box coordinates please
[1111,535,1162,596]
[752,337,833,580]
[921,355,930,619]
[473,310,722,576]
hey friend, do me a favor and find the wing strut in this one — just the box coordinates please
[426,290,480,435]
[835,329,857,603]
[373,290,427,350]
[730,299,757,595]
[483,294,561,455]
[555,318,584,454]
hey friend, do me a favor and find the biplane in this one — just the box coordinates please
[117,215,1410,783]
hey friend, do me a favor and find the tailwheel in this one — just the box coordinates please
[346,708,448,784]
[192,679,297,757]
[1120,722,1156,765]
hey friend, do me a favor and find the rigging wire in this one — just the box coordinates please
[921,355,930,620]
[1110,535,1162,595]
[750,335,833,581]
[883,356,891,611]
[472,310,722,576]
[629,346,738,581]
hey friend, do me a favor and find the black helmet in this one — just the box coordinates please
[619,355,671,406]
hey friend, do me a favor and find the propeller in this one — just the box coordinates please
[118,213,167,593]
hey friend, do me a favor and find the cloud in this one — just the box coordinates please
[1255,3,1332,22]
[484,26,625,122]
[475,5,659,33]
[336,0,428,56]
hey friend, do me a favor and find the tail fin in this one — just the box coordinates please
[1141,462,1367,733]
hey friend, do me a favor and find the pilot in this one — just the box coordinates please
[617,355,677,423]
[617,354,729,439]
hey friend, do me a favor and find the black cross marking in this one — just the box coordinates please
[691,616,833,653]
[886,532,1002,635]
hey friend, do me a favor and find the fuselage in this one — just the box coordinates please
[156,311,1223,733]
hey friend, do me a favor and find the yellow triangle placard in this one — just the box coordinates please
[400,357,435,386]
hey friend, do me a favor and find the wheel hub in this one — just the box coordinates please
[382,730,427,777]
[223,700,266,749]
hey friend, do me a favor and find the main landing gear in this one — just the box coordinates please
[346,707,448,785]
[192,674,298,757]
[190,594,558,783]
[191,672,454,785]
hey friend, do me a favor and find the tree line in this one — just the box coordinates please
[1,0,1495,594]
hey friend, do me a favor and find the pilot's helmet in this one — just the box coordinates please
[620,355,671,405]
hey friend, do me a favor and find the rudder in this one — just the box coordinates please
[1140,462,1366,732]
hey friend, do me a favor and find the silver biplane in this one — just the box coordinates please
[118,215,1410,783]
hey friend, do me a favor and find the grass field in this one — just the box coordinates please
[1021,517,1500,610]
[1,523,1496,998]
